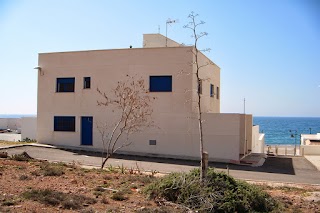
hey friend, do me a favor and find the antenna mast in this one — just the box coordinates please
[166,18,178,47]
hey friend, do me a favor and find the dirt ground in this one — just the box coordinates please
[248,181,320,213]
[0,156,320,212]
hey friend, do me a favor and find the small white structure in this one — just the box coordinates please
[21,117,37,141]
[301,133,320,155]
[251,125,265,153]
[0,117,37,142]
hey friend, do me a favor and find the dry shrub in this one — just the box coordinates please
[22,189,96,210]
[145,168,280,212]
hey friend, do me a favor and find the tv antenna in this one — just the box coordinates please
[166,18,178,47]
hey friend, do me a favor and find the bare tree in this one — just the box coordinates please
[184,12,211,181]
[97,75,154,169]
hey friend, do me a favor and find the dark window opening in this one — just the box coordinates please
[198,80,202,94]
[149,140,156,145]
[56,78,75,92]
[54,116,75,132]
[210,84,214,97]
[149,76,172,92]
[84,77,91,89]
[217,86,220,99]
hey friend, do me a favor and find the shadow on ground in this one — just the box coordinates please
[67,148,296,175]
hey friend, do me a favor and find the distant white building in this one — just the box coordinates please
[36,34,264,163]
[0,117,36,141]
[301,133,320,155]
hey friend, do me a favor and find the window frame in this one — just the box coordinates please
[83,77,91,89]
[54,116,76,132]
[149,76,172,92]
[149,140,157,145]
[210,84,214,97]
[56,77,75,93]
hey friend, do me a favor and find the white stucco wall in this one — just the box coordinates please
[301,145,320,155]
[21,117,37,140]
[301,133,320,145]
[0,133,21,142]
[143,34,182,48]
[37,34,251,163]
[251,125,265,153]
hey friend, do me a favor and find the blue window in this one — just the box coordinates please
[149,76,172,92]
[56,78,75,92]
[84,77,91,89]
[210,84,214,97]
[54,116,75,132]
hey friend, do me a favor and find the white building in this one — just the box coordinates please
[301,133,320,155]
[36,34,264,163]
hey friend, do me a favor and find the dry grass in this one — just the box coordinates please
[0,140,36,147]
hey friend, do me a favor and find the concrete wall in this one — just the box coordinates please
[0,133,21,142]
[143,34,182,48]
[239,114,253,155]
[301,145,320,155]
[193,51,221,113]
[37,112,244,163]
[0,118,21,130]
[37,34,250,163]
[21,117,37,140]
[120,113,243,162]
[252,125,265,153]
[37,46,195,151]
[143,34,221,114]
[202,113,242,162]
[301,133,320,145]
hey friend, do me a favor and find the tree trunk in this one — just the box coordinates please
[101,154,110,169]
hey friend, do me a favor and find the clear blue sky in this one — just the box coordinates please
[1,0,319,117]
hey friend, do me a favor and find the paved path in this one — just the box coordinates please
[1,145,320,185]
[305,155,320,171]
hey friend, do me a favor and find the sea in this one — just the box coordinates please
[253,117,320,145]
[0,114,36,118]
[0,114,319,145]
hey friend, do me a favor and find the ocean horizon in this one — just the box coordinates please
[0,114,36,118]
[1,114,319,145]
[253,116,320,145]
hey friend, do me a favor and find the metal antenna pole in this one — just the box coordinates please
[166,19,178,47]
[166,21,168,46]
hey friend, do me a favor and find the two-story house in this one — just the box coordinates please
[37,34,264,163]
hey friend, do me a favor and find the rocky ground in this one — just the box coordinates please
[0,153,319,212]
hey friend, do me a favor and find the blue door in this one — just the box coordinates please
[81,116,93,145]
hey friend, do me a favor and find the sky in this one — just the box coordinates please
[0,0,319,117]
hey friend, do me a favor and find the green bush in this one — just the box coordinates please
[145,168,279,213]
